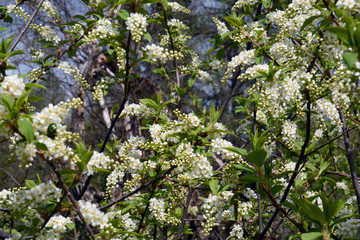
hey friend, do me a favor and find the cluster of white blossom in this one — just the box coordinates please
[314,99,341,127]
[58,61,89,88]
[211,138,236,160]
[168,19,188,30]
[245,64,269,79]
[143,44,168,63]
[196,70,215,86]
[229,50,256,70]
[229,224,245,239]
[7,4,30,20]
[121,103,155,119]
[174,142,213,183]
[30,49,45,60]
[14,142,37,168]
[87,151,114,175]
[42,0,60,21]
[281,120,297,149]
[232,0,258,11]
[0,181,62,225]
[202,191,234,235]
[0,75,25,99]
[32,99,82,163]
[336,218,360,238]
[212,17,229,36]
[78,200,109,229]
[92,76,116,100]
[336,0,357,9]
[149,198,167,222]
[38,215,72,240]
[168,2,191,14]
[83,18,118,43]
[126,13,147,42]
[30,24,61,44]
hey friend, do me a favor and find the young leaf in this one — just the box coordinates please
[17,118,35,142]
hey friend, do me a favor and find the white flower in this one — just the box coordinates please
[0,75,25,99]
[229,50,255,70]
[126,13,147,42]
[87,151,113,175]
[143,44,168,63]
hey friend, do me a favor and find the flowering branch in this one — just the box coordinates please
[9,0,45,52]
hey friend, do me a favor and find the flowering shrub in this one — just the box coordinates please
[0,0,360,239]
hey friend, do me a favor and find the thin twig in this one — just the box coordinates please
[54,166,96,240]
[338,108,360,213]
[77,32,133,201]
[9,0,46,52]
[99,167,175,210]
[177,189,194,240]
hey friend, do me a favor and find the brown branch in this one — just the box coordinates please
[9,0,46,52]
[177,189,194,240]
[54,166,96,240]
[338,108,360,213]
[261,183,305,232]
[99,166,175,210]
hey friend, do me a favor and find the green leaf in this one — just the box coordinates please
[60,169,77,175]
[301,15,321,31]
[343,51,358,69]
[25,180,36,189]
[322,195,346,222]
[209,104,221,123]
[118,9,129,20]
[0,27,9,31]
[17,118,35,142]
[35,141,48,151]
[144,32,152,42]
[15,90,31,110]
[1,94,14,112]
[298,198,326,226]
[216,48,224,60]
[247,149,267,167]
[327,27,349,44]
[209,178,219,195]
[234,164,255,174]
[25,83,47,90]
[225,147,248,156]
[301,232,323,240]
[139,98,158,110]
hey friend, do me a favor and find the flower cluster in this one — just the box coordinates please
[38,215,72,240]
[232,0,258,11]
[42,0,61,21]
[30,24,61,44]
[143,44,168,63]
[83,18,118,43]
[0,75,25,99]
[213,17,229,36]
[87,151,114,175]
[281,120,297,149]
[336,218,360,238]
[230,224,245,239]
[7,4,30,20]
[30,49,45,60]
[58,61,89,88]
[92,76,116,101]
[202,191,234,235]
[126,13,148,42]
[78,200,109,229]
[121,103,155,119]
[168,2,191,14]
[211,138,237,160]
[149,198,167,222]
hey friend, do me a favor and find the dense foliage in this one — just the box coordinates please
[0,0,360,239]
